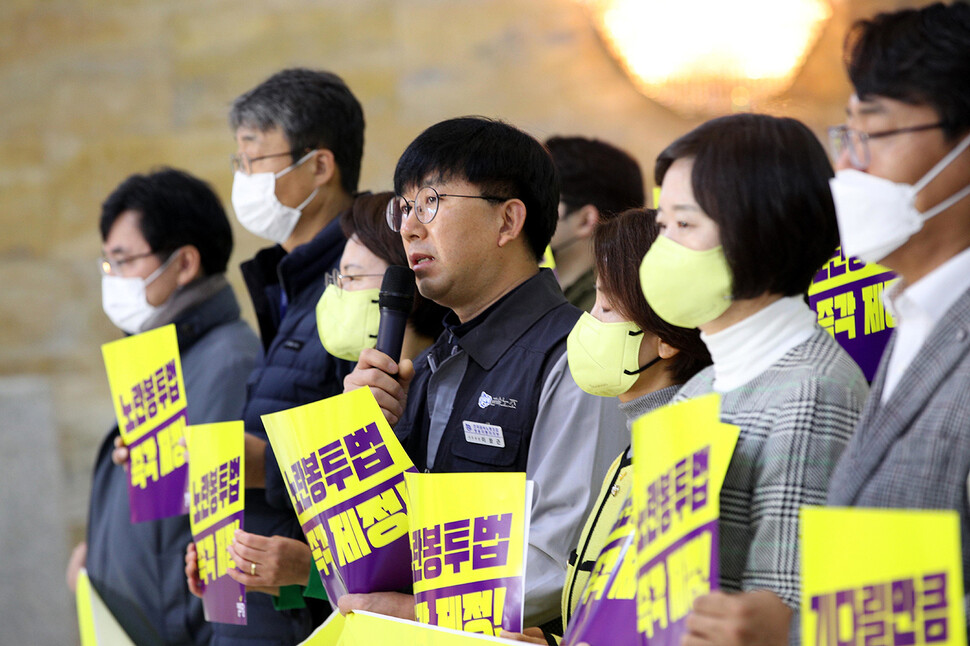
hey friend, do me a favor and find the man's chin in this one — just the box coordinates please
[414,277,441,303]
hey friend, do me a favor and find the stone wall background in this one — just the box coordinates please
[0,0,928,642]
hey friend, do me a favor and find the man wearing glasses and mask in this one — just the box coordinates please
[205,68,365,644]
[826,0,970,634]
[341,117,626,633]
[67,168,260,646]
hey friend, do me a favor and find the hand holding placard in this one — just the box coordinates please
[186,421,247,625]
[261,386,416,602]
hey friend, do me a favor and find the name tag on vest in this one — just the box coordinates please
[462,420,505,448]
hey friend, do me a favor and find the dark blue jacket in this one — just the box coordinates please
[86,284,260,646]
[396,269,581,473]
[222,212,355,644]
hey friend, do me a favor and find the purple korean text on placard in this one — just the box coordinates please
[196,510,246,625]
[128,408,189,523]
[410,512,522,634]
[415,577,524,635]
[637,523,720,646]
[191,456,241,526]
[411,514,514,585]
[116,358,182,434]
[562,497,639,646]
[284,420,414,599]
[635,444,720,646]
[810,255,896,382]
[299,472,413,601]
[809,572,950,646]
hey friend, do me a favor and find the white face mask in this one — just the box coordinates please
[101,252,178,334]
[230,150,319,244]
[831,132,970,264]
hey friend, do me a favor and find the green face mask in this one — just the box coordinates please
[567,312,650,397]
[639,235,733,329]
[316,283,381,361]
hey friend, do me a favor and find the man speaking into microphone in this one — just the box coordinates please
[341,117,626,631]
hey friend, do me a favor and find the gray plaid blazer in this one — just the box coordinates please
[828,286,970,613]
[675,329,869,609]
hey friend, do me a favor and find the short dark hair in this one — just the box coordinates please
[340,191,447,341]
[230,68,365,194]
[655,113,839,299]
[546,136,644,217]
[594,208,711,384]
[100,168,233,276]
[845,2,970,140]
[393,117,560,260]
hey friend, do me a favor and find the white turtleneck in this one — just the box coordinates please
[701,295,818,393]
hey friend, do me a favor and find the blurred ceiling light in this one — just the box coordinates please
[583,0,832,116]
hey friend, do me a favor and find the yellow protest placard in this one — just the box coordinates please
[76,568,136,646]
[801,507,966,646]
[539,245,556,271]
[809,247,897,381]
[261,387,415,600]
[561,494,638,644]
[336,610,526,646]
[631,393,740,644]
[102,324,186,445]
[298,610,346,645]
[809,248,894,295]
[186,421,246,625]
[101,324,189,522]
[405,472,531,635]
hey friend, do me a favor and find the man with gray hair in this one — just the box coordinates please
[198,68,365,645]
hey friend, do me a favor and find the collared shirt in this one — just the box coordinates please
[396,269,627,626]
[881,246,970,402]
[425,289,517,466]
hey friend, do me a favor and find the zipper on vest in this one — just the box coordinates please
[563,446,629,624]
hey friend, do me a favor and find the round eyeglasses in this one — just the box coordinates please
[385,187,515,232]
[324,268,386,290]
[827,122,944,170]
[98,251,159,276]
[230,150,299,175]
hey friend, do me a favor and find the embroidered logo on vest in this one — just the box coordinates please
[478,390,517,410]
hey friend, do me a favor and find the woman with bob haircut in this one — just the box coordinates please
[638,113,869,645]
[503,208,711,644]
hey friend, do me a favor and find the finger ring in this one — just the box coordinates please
[250,562,256,576]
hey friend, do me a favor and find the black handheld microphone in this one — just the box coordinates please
[375,265,416,364]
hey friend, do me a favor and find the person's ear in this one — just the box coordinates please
[174,245,203,287]
[310,149,338,188]
[496,199,528,248]
[574,205,600,239]
[657,338,680,360]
